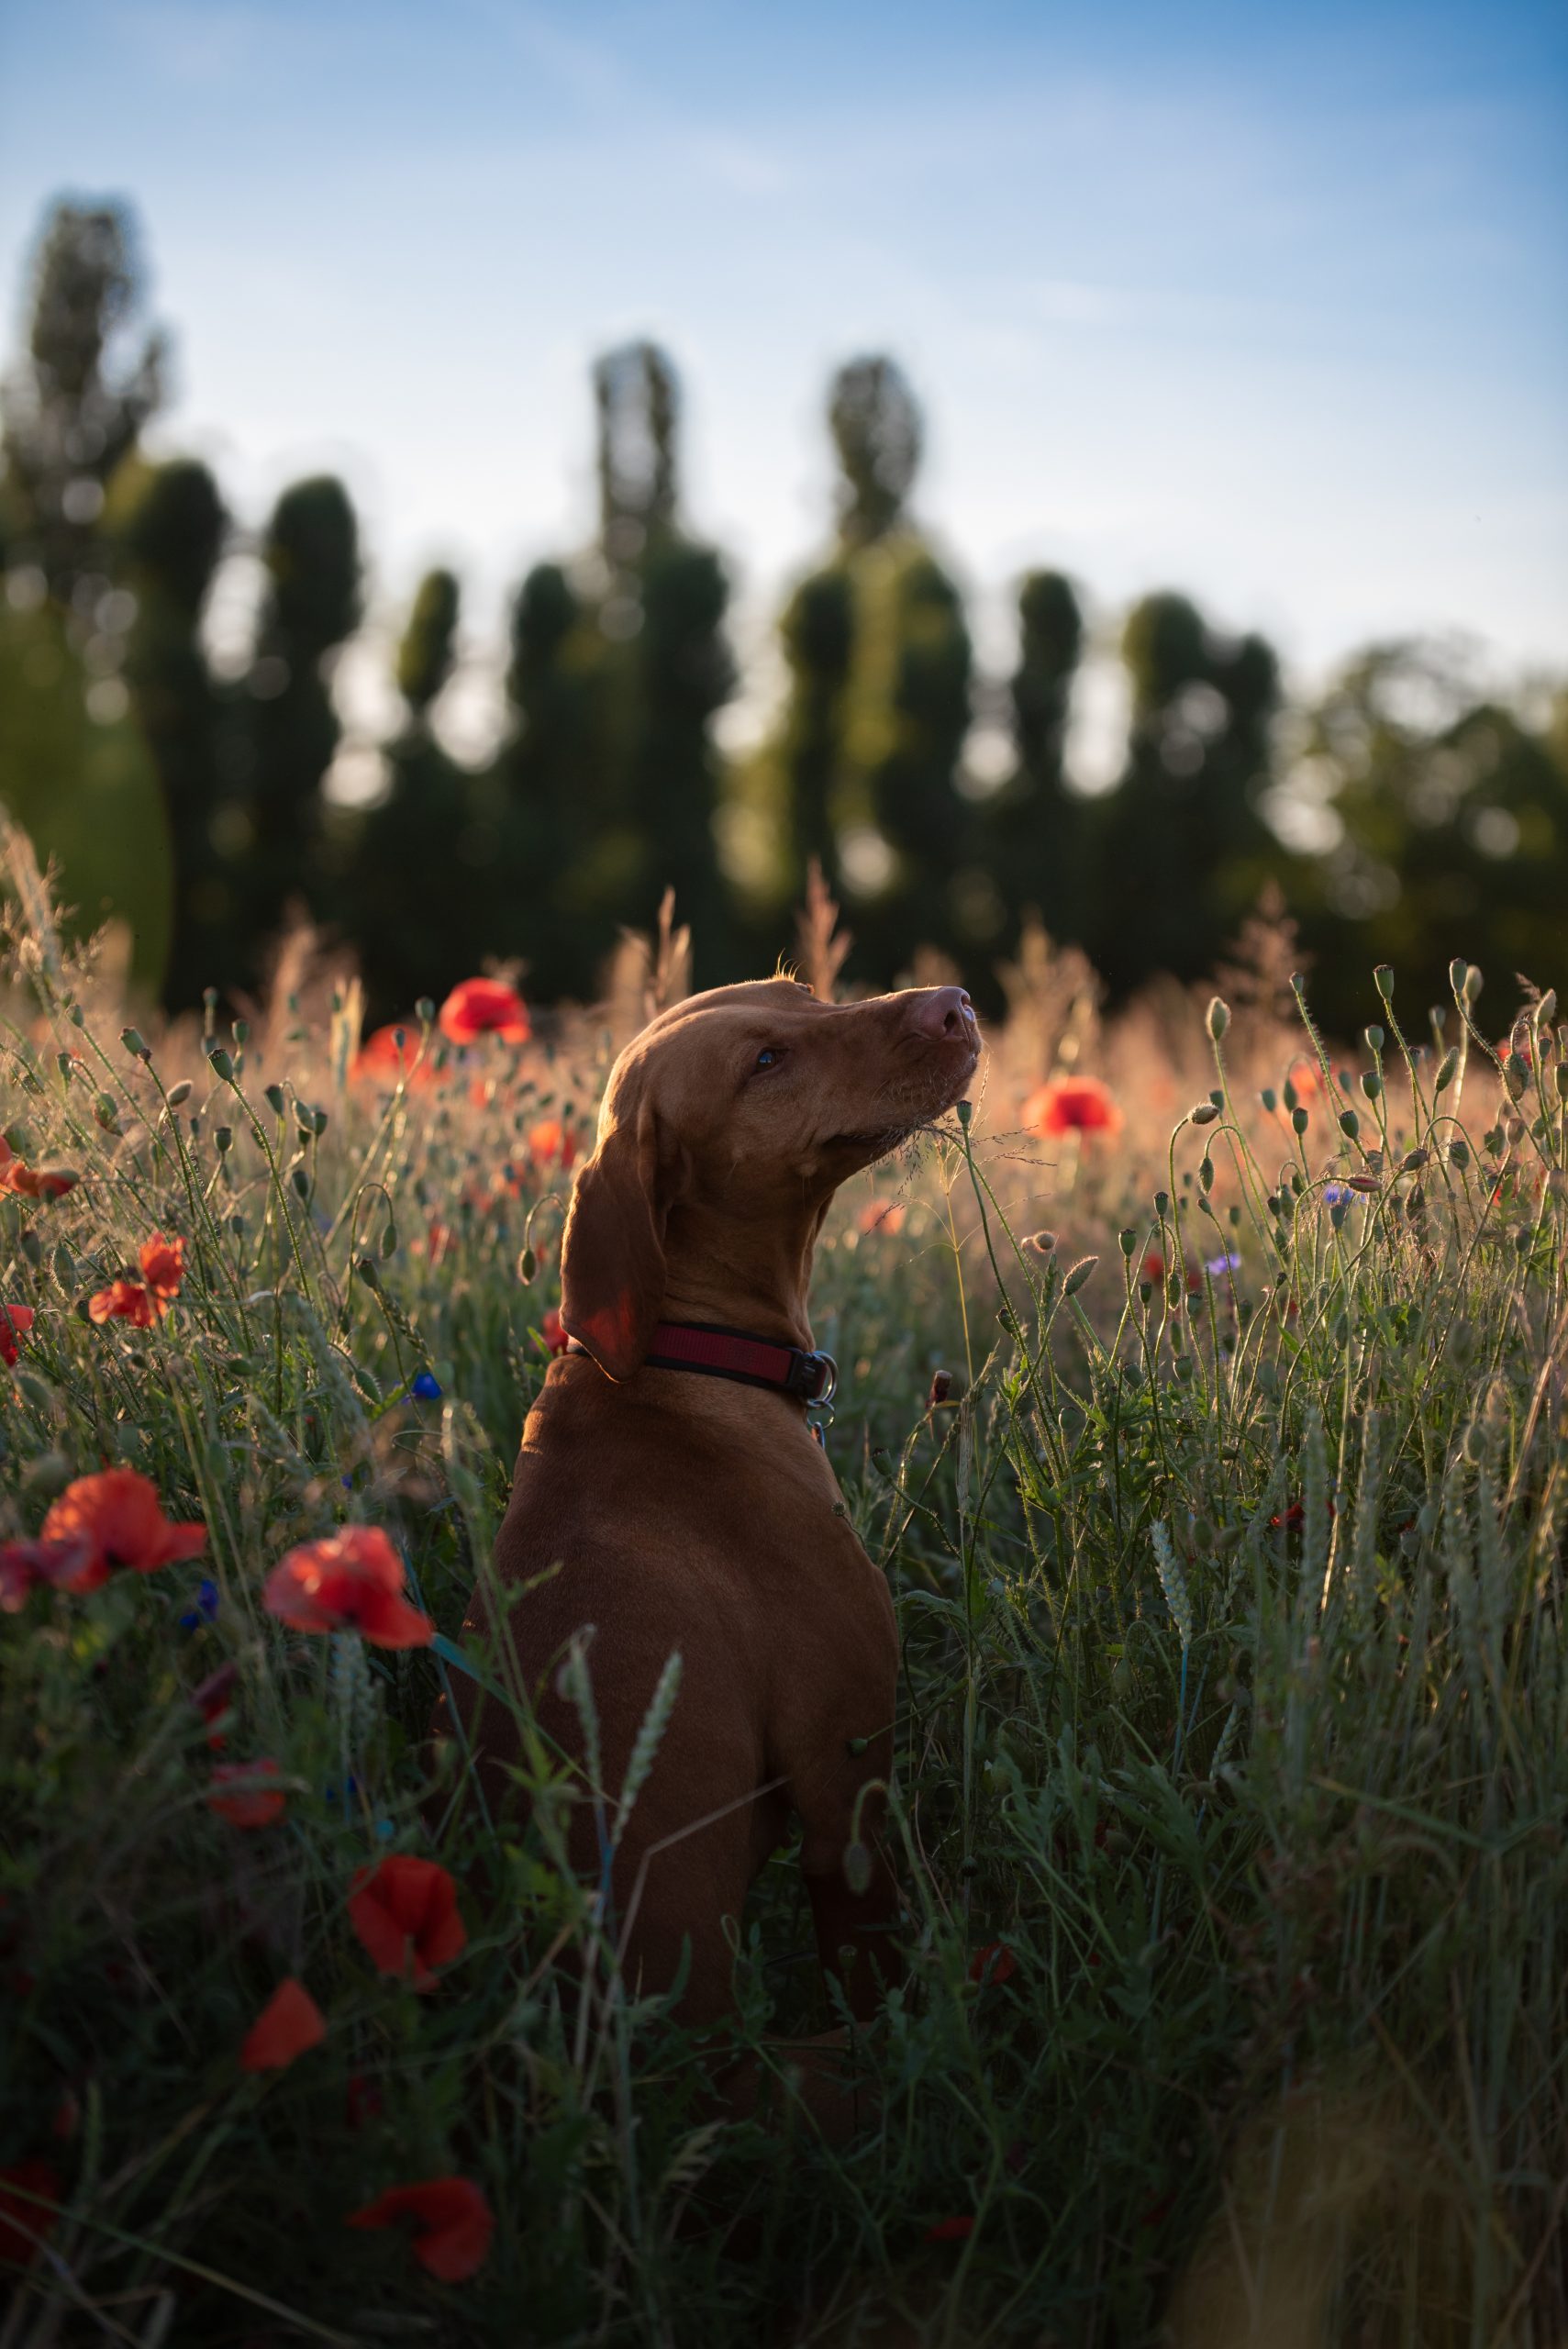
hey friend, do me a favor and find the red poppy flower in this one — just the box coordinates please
[528,1119,577,1170]
[0,1304,34,1368]
[191,1660,239,1747]
[139,1232,184,1302]
[347,2175,495,2282]
[40,1469,206,1589]
[0,1533,98,1607]
[439,977,530,1047]
[0,2157,61,2266]
[924,2215,975,2243]
[87,1277,160,1329]
[968,1942,1018,1987]
[348,1854,466,1990]
[857,1199,906,1235]
[540,1308,570,1359]
[0,1140,77,1201]
[240,1976,327,2073]
[263,1526,433,1649]
[353,1025,439,1089]
[208,1759,286,1828]
[1020,1075,1123,1141]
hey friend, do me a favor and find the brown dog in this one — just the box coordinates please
[444,976,979,2053]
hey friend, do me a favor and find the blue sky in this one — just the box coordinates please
[1,0,1564,764]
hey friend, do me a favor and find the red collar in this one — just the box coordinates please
[568,1319,838,1407]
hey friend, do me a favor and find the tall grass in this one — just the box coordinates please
[1,859,1564,2345]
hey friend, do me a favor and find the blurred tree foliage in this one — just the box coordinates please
[1,195,1564,1032]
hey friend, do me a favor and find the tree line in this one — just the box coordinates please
[3,196,1564,1039]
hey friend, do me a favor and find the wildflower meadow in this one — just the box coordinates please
[1,836,1565,2347]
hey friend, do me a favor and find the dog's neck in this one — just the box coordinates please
[657,1195,828,1353]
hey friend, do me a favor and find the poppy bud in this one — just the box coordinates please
[1463,966,1484,1003]
[1556,1065,1568,1101]
[1199,1157,1214,1193]
[264,1084,285,1116]
[517,1246,537,1285]
[1292,1107,1308,1136]
[231,1020,249,1046]
[1504,1057,1528,1101]
[166,1079,192,1108]
[215,1127,233,1153]
[1206,996,1230,1042]
[1339,1109,1360,1138]
[291,1167,310,1199]
[1434,1048,1459,1093]
[1361,1070,1382,1100]
[69,1003,85,1028]
[356,1256,381,1290]
[380,1220,397,1258]
[1539,989,1557,1027]
[1118,1228,1137,1258]
[1028,1230,1056,1253]
[416,998,435,1026]
[1153,1191,1169,1218]
[94,1095,120,1134]
[1260,1087,1277,1112]
[1374,965,1395,1001]
[208,1049,235,1083]
[1450,959,1468,996]
[1400,1149,1428,1173]
[956,1099,973,1129]
[120,1027,150,1061]
[1189,1102,1219,1126]
[1364,1025,1384,1052]
[1063,1255,1097,1297]
[842,1842,873,1895]
[1449,1138,1470,1168]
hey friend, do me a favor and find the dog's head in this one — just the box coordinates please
[560,978,980,1378]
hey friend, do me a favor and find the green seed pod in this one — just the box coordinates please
[208,1047,235,1083]
[1207,996,1230,1042]
[517,1246,537,1285]
[264,1083,285,1116]
[1364,1025,1384,1052]
[290,1166,310,1199]
[1292,1107,1309,1137]
[120,1026,150,1061]
[1199,1157,1214,1193]
[23,1448,72,1496]
[1153,1191,1170,1218]
[1400,1148,1429,1172]
[1190,1102,1219,1126]
[416,997,436,1026]
[1463,966,1484,1003]
[1283,1077,1299,1111]
[1373,965,1395,1001]
[956,1098,973,1129]
[231,1019,250,1046]
[166,1078,193,1108]
[1166,1274,1182,1308]
[380,1219,397,1258]
[94,1095,120,1133]
[1434,1048,1459,1093]
[1449,958,1468,996]
[1449,1138,1470,1169]
[1118,1227,1137,1258]
[1361,1069,1383,1100]
[1504,1056,1528,1101]
[55,1051,72,1080]
[1555,1064,1568,1101]
[1339,1108,1360,1139]
[68,1004,85,1028]
[1063,1255,1097,1297]
[1029,1230,1057,1254]
[356,1255,381,1290]
[18,1227,42,1268]
[214,1126,233,1153]
[1261,1086,1277,1112]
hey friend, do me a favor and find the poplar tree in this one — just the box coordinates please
[983,569,1085,945]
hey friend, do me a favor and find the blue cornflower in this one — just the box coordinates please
[412,1370,442,1401]
[179,1577,220,1632]
[1205,1252,1241,1277]
[1322,1184,1353,1207]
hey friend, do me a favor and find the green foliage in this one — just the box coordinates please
[2,886,1565,2342]
[0,198,164,601]
[983,569,1086,952]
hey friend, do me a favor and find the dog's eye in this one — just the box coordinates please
[754,1047,785,1071]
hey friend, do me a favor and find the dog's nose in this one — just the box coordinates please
[911,985,977,1043]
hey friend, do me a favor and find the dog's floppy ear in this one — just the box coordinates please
[559,1100,668,1381]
